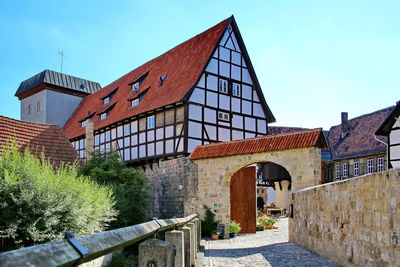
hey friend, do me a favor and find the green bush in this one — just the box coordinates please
[256,215,276,227]
[79,150,151,228]
[201,205,218,236]
[0,143,117,252]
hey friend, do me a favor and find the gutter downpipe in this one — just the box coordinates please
[374,135,389,170]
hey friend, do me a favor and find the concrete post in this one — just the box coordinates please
[186,222,196,263]
[138,239,174,267]
[181,226,192,267]
[192,218,201,252]
[165,230,184,267]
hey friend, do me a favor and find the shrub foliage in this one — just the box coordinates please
[79,150,151,228]
[201,205,218,236]
[0,143,117,252]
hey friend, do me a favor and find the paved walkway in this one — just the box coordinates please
[204,217,340,267]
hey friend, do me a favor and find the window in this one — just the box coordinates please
[218,111,230,122]
[335,164,341,179]
[131,82,140,91]
[232,83,241,97]
[354,161,360,176]
[342,163,348,178]
[367,158,374,174]
[131,98,140,107]
[37,101,41,112]
[147,115,155,129]
[100,113,107,120]
[103,97,110,105]
[28,104,33,115]
[377,157,384,172]
[81,121,86,128]
[219,79,228,94]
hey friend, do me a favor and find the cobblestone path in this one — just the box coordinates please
[204,217,340,267]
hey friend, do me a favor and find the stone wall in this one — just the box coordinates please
[193,147,322,227]
[142,157,198,219]
[290,169,400,266]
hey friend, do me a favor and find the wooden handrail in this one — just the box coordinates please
[0,214,198,267]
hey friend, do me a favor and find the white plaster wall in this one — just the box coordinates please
[21,90,47,124]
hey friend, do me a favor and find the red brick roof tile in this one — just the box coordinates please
[0,116,80,168]
[63,18,231,139]
[190,128,327,160]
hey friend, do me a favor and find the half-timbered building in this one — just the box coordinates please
[62,16,275,165]
[375,101,400,169]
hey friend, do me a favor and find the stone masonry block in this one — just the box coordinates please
[165,230,185,267]
[138,239,174,267]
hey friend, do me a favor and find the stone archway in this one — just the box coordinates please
[193,147,323,227]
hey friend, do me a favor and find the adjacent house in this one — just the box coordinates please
[325,107,393,182]
[0,116,79,168]
[375,101,400,169]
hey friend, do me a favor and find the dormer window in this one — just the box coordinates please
[100,113,107,120]
[81,121,87,128]
[101,88,118,105]
[132,82,140,91]
[131,98,140,107]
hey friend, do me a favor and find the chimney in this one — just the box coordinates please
[341,112,348,137]
[85,118,94,160]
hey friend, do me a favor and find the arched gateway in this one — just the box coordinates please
[190,128,327,233]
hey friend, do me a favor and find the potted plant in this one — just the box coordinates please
[227,220,241,238]
[264,216,277,229]
[210,230,220,240]
[256,215,277,230]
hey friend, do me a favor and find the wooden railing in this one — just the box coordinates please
[0,214,198,267]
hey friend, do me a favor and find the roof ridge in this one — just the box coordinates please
[0,115,60,128]
[198,128,322,148]
[330,106,394,129]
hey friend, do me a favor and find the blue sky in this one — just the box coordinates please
[1,0,399,129]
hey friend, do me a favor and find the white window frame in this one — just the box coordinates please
[132,82,140,91]
[81,121,86,128]
[103,97,110,105]
[131,98,140,107]
[377,157,384,172]
[218,111,230,122]
[219,79,228,94]
[232,82,241,97]
[100,113,107,120]
[367,158,374,174]
[335,164,341,179]
[147,115,155,129]
[342,162,348,178]
[354,161,359,176]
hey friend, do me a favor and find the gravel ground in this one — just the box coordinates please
[204,217,340,267]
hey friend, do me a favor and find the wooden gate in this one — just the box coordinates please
[230,166,256,234]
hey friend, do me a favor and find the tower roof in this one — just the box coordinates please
[15,69,101,99]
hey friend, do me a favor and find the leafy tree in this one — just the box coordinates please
[0,143,117,252]
[79,150,151,228]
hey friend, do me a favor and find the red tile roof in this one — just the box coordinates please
[0,116,80,168]
[63,18,231,139]
[327,107,392,160]
[190,128,327,160]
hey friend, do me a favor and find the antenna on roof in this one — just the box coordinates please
[57,50,65,73]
